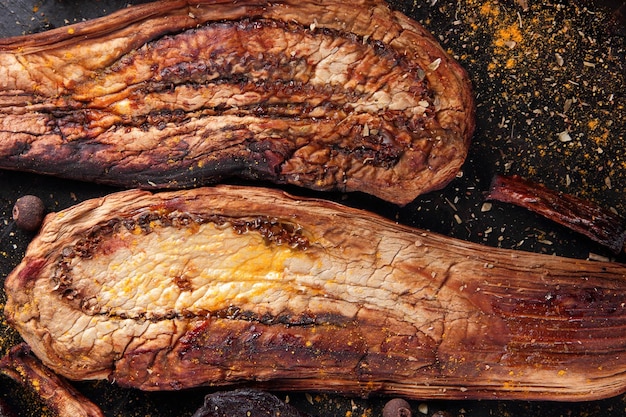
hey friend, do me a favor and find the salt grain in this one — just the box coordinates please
[428,58,442,71]
[555,53,564,66]
[557,131,572,142]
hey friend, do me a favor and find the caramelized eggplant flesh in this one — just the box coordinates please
[4,185,626,401]
[0,0,474,205]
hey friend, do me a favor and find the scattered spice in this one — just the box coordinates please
[12,195,45,232]
[558,131,573,143]
[403,0,625,259]
[414,0,625,213]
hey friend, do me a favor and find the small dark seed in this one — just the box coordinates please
[382,398,412,417]
[12,195,46,232]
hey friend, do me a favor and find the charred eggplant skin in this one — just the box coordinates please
[191,389,311,417]
[0,344,104,417]
[0,0,474,205]
[5,185,626,401]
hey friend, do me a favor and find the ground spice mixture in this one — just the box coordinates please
[388,0,625,259]
[410,0,625,206]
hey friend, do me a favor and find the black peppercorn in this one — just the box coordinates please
[12,195,46,232]
[382,398,412,417]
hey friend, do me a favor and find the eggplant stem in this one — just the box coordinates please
[487,174,626,254]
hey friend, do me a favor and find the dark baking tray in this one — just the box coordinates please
[0,0,625,416]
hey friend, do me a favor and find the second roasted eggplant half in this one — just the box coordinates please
[5,185,626,401]
[0,0,474,205]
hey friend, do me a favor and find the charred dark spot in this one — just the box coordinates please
[220,305,242,320]
[231,216,309,249]
[552,287,618,318]
[247,138,294,175]
[173,275,193,292]
[122,218,136,231]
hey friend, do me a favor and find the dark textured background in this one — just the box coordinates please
[0,0,625,416]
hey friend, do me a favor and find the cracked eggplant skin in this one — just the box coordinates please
[5,185,626,401]
[0,0,474,205]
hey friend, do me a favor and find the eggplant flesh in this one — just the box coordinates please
[4,185,626,401]
[0,0,474,205]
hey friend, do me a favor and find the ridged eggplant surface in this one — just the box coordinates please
[0,0,474,204]
[5,186,626,401]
